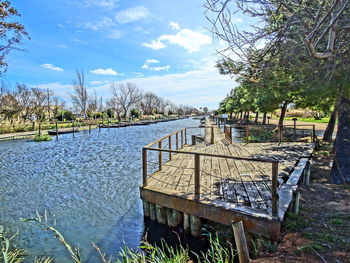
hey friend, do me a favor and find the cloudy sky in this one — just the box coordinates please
[3,0,247,109]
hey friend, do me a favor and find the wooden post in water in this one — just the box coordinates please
[72,121,75,137]
[142,148,148,186]
[158,140,162,171]
[168,136,172,161]
[176,132,179,150]
[211,126,214,144]
[232,221,251,263]
[32,121,35,131]
[55,120,58,140]
[194,153,200,200]
[143,201,150,217]
[88,119,91,134]
[190,215,201,237]
[149,203,156,221]
[38,122,41,136]
[271,162,279,218]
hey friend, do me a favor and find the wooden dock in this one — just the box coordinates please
[140,119,315,239]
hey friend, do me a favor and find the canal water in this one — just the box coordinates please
[0,117,201,262]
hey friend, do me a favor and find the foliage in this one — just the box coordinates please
[33,134,52,142]
[56,109,75,121]
[0,0,29,74]
[130,108,140,118]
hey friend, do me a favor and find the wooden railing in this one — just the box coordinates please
[142,127,280,218]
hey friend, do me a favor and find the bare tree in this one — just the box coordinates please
[87,90,98,116]
[31,88,47,121]
[52,96,65,119]
[106,98,123,120]
[71,70,88,118]
[15,83,33,122]
[111,82,141,119]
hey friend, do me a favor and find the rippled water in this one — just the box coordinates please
[0,118,200,262]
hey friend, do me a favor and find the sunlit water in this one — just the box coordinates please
[0,118,200,262]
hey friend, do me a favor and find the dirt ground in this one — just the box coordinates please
[252,143,350,263]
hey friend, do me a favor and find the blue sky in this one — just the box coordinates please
[3,0,246,109]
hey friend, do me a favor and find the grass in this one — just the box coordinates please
[285,117,330,123]
[33,134,52,142]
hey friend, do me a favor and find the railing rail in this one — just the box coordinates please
[142,127,280,217]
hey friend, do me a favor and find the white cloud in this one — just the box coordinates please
[142,24,212,53]
[41,63,64,72]
[57,44,68,48]
[142,40,167,50]
[105,30,122,39]
[169,21,180,30]
[142,59,170,71]
[73,0,120,8]
[81,17,115,31]
[90,80,106,85]
[115,6,150,24]
[90,68,118,75]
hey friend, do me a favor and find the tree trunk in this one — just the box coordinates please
[323,108,337,142]
[262,113,267,124]
[278,101,289,127]
[240,112,243,119]
[254,112,259,123]
[330,96,350,184]
[229,112,233,120]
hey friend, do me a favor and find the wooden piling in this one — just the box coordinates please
[180,129,184,149]
[232,221,251,263]
[143,201,150,217]
[194,153,200,200]
[55,121,58,140]
[38,122,41,136]
[183,213,190,233]
[184,128,187,144]
[149,203,156,221]
[142,148,148,186]
[155,205,167,225]
[88,120,91,134]
[210,126,214,144]
[190,215,201,237]
[168,136,172,161]
[72,121,75,137]
[172,210,183,226]
[166,208,174,227]
[291,191,300,214]
[176,132,179,150]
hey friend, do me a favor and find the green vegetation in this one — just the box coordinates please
[285,117,330,123]
[33,134,52,142]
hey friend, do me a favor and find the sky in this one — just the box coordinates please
[2,0,247,109]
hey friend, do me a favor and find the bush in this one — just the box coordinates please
[33,134,52,142]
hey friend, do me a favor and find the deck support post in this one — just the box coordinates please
[166,208,174,227]
[143,201,150,217]
[149,203,156,221]
[183,213,190,233]
[142,148,148,186]
[194,154,201,200]
[191,135,196,145]
[155,205,167,224]
[210,126,214,144]
[172,210,183,226]
[271,162,279,218]
[291,191,300,214]
[190,215,201,237]
[158,141,162,171]
[232,221,251,263]
[304,160,311,187]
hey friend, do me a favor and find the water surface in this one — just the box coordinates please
[0,118,200,262]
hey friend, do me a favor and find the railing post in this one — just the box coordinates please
[184,128,187,145]
[176,132,179,150]
[272,162,279,218]
[194,153,200,200]
[158,140,162,171]
[168,136,172,161]
[211,126,214,144]
[180,129,184,149]
[191,135,196,145]
[142,148,148,186]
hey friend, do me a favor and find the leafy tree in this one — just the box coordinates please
[0,0,29,74]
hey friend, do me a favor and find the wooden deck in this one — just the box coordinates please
[140,119,315,239]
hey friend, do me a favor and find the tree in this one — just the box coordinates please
[87,90,98,116]
[205,0,350,183]
[71,70,88,118]
[15,83,33,122]
[31,88,47,121]
[111,82,141,119]
[0,1,29,74]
